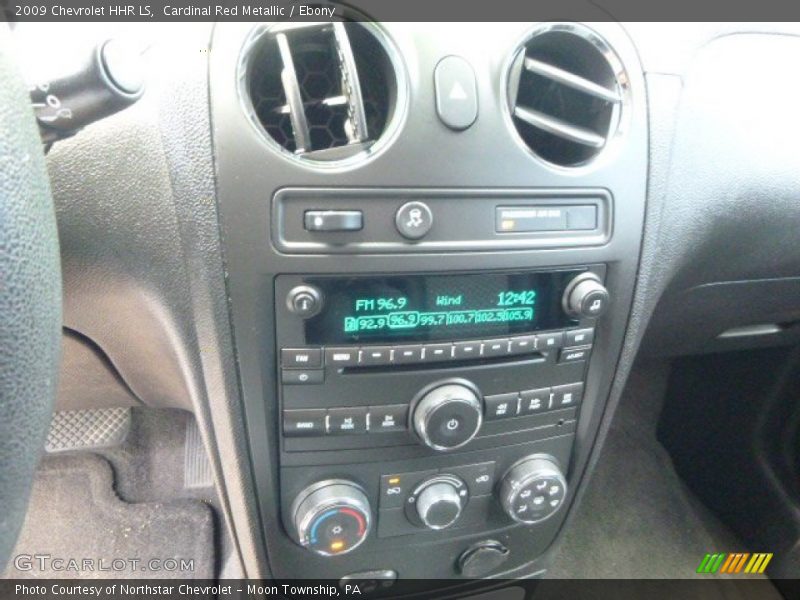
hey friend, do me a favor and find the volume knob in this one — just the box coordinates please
[411,379,483,451]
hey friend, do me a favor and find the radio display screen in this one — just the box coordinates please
[303,270,582,344]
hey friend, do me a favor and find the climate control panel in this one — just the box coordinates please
[286,451,569,554]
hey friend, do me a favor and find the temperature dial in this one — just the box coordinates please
[406,475,469,530]
[499,455,567,524]
[411,379,483,451]
[291,480,371,556]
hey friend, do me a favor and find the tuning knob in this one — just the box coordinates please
[291,479,371,556]
[411,379,483,451]
[499,455,567,524]
[563,273,610,319]
[408,475,469,530]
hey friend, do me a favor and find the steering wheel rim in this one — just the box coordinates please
[0,27,62,569]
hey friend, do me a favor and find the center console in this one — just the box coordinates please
[278,267,607,559]
[210,20,648,584]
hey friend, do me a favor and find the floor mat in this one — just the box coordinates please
[546,361,778,595]
[6,453,214,579]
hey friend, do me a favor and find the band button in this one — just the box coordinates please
[283,409,326,437]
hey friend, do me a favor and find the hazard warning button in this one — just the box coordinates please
[434,55,478,131]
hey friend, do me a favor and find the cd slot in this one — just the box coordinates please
[341,352,546,375]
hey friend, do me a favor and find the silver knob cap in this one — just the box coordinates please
[412,380,483,452]
[499,455,567,525]
[416,480,465,530]
[291,479,371,556]
[563,273,610,319]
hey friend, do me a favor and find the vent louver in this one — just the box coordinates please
[242,22,399,164]
[508,24,627,167]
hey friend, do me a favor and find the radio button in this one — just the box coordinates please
[509,335,537,355]
[393,345,423,364]
[565,328,594,347]
[449,462,496,497]
[536,331,564,351]
[380,470,436,509]
[284,409,327,437]
[282,348,322,368]
[520,388,551,414]
[558,346,592,364]
[369,404,408,433]
[326,347,359,367]
[328,407,368,435]
[282,368,324,385]
[359,346,393,366]
[423,343,453,362]
[482,339,510,357]
[485,393,520,420]
[552,383,584,408]
[453,341,483,360]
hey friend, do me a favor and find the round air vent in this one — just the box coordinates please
[240,22,403,166]
[507,24,628,168]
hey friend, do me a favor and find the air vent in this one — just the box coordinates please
[242,22,401,165]
[508,24,627,167]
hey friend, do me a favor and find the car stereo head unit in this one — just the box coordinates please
[300,270,582,345]
[279,268,607,347]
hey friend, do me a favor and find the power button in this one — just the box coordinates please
[287,285,322,318]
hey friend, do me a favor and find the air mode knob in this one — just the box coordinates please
[563,273,610,319]
[499,455,567,524]
[409,475,469,530]
[411,379,483,451]
[291,479,371,556]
